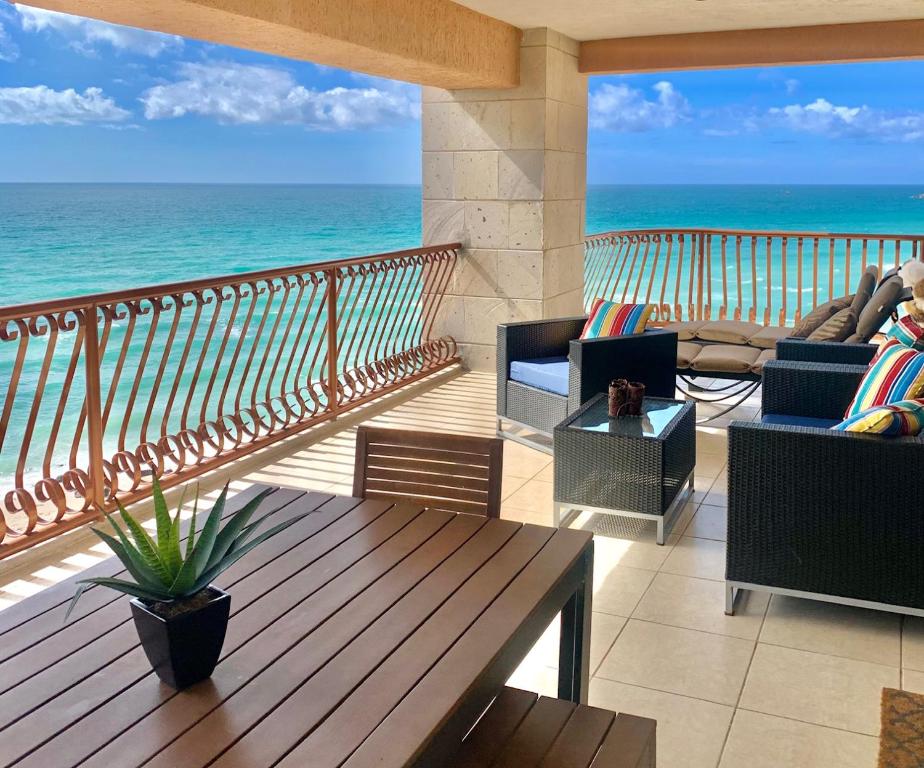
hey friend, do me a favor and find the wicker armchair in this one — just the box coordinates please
[496,316,677,449]
[726,359,924,616]
[776,338,878,366]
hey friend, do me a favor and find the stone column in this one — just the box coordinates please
[421,28,588,371]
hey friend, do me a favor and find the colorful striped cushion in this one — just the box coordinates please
[845,338,924,418]
[886,315,924,351]
[580,300,654,339]
[833,398,924,436]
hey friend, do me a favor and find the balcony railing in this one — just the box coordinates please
[585,228,924,325]
[0,244,460,557]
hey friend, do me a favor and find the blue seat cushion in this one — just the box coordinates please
[509,356,569,397]
[760,413,841,430]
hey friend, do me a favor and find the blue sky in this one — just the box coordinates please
[2,4,924,184]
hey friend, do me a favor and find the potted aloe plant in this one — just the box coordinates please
[67,479,301,690]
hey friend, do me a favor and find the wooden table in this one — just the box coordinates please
[0,485,594,768]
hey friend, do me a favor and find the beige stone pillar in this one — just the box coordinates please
[421,28,588,371]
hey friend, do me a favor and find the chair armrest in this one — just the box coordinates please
[727,421,924,605]
[568,329,678,412]
[777,338,877,366]
[762,360,866,420]
[496,317,586,416]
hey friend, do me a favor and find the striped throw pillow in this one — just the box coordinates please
[580,300,654,339]
[833,398,924,436]
[845,338,924,418]
[886,315,924,351]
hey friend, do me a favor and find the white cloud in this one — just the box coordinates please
[0,85,130,125]
[140,61,420,130]
[769,98,924,142]
[589,81,691,132]
[0,20,19,62]
[784,78,800,95]
[17,5,181,57]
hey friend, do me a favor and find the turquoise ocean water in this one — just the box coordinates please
[2,183,923,306]
[1,183,923,488]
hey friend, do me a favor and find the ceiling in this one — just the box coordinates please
[452,0,924,41]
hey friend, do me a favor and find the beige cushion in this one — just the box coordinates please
[690,344,760,374]
[849,265,879,315]
[750,348,776,374]
[848,275,905,343]
[677,341,702,369]
[807,307,858,342]
[696,320,764,345]
[664,320,705,341]
[792,295,853,337]
[747,326,793,349]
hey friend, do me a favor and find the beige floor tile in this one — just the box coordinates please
[596,619,754,705]
[901,668,924,692]
[589,678,734,768]
[683,503,727,541]
[703,481,728,508]
[739,643,899,735]
[660,536,727,582]
[589,528,679,572]
[593,564,656,617]
[590,612,627,674]
[507,657,559,697]
[632,573,768,640]
[501,505,553,527]
[504,479,553,514]
[719,709,879,768]
[696,428,729,456]
[760,596,901,667]
[902,617,924,671]
[503,440,552,479]
[534,462,554,482]
[501,474,529,501]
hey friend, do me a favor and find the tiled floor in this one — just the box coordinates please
[0,369,912,766]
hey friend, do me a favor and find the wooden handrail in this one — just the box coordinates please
[585,228,924,325]
[0,244,460,557]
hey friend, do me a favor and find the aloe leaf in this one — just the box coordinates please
[188,483,227,580]
[64,583,91,623]
[90,527,163,591]
[185,491,199,560]
[205,487,274,572]
[75,576,172,602]
[191,514,309,593]
[170,485,224,595]
[118,504,171,586]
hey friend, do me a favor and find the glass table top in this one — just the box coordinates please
[567,396,686,439]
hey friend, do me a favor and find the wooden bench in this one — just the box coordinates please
[448,687,656,768]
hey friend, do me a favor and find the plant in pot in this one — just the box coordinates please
[67,479,302,690]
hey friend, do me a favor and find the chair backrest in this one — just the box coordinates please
[353,426,503,517]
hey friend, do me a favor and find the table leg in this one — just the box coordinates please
[558,544,593,704]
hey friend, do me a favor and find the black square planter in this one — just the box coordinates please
[130,585,231,690]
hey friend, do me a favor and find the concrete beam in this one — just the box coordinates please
[14,0,521,89]
[580,19,924,74]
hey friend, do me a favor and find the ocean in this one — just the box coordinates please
[2,183,923,306]
[2,183,923,487]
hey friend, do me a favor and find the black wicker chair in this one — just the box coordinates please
[496,316,677,452]
[726,358,924,617]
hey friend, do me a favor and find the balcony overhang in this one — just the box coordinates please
[579,19,924,74]
[12,0,521,89]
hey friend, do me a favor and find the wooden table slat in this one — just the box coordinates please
[0,492,353,736]
[0,491,595,768]
[2,496,402,768]
[340,527,592,768]
[493,696,576,768]
[32,502,446,768]
[274,524,557,768]
[0,490,335,697]
[0,486,308,659]
[538,703,618,768]
[449,688,539,768]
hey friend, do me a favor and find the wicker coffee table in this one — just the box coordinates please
[553,394,695,544]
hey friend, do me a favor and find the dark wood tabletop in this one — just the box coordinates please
[0,485,594,768]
